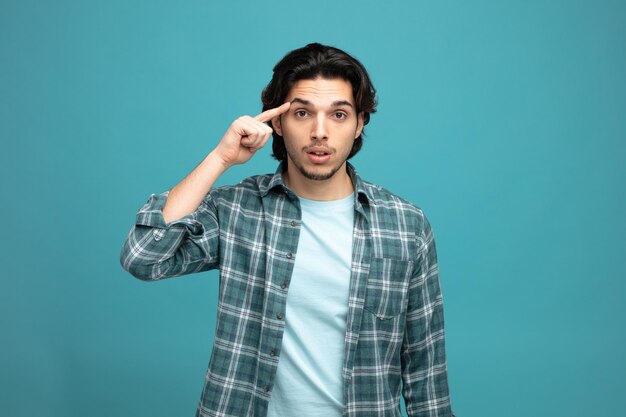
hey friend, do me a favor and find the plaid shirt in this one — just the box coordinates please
[120,163,453,417]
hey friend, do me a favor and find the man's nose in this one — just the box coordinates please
[311,114,328,140]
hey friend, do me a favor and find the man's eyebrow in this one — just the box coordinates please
[331,100,354,108]
[290,98,311,106]
[290,98,354,109]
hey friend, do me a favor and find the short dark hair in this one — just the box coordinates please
[261,43,377,162]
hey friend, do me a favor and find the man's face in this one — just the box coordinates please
[272,77,364,182]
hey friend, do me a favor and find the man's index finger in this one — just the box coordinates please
[255,102,291,123]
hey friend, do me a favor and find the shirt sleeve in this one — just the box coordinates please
[401,213,454,417]
[119,190,220,281]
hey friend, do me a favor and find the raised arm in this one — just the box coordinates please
[119,103,290,281]
[162,102,290,223]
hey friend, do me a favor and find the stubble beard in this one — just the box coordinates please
[286,148,349,181]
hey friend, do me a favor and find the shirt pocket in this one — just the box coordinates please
[363,257,412,320]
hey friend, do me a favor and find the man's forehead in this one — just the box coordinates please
[286,77,355,106]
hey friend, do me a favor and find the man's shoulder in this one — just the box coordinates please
[360,179,423,214]
[207,172,275,201]
[359,179,430,234]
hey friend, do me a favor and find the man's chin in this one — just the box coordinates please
[301,171,335,181]
[297,163,345,181]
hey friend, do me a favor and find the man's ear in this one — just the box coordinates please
[355,112,364,138]
[271,115,283,136]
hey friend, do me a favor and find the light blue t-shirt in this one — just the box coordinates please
[266,193,355,417]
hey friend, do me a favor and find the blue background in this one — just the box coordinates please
[1,1,624,416]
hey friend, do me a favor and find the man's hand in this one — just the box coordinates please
[212,102,291,167]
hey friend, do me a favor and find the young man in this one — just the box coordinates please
[120,43,454,417]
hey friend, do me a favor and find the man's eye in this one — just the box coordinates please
[335,112,347,119]
[295,110,308,117]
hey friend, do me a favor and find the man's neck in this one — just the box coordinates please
[283,163,354,201]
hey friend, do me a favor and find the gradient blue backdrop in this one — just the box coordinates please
[1,1,624,416]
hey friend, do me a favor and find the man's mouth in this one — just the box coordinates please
[305,147,332,156]
[305,147,332,164]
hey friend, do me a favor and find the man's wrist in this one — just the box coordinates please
[206,149,233,172]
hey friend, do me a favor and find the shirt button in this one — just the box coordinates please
[276,312,284,320]
[286,252,293,259]
[280,282,287,290]
[269,349,277,357]
[290,220,297,227]
[152,229,164,241]
[264,385,271,393]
